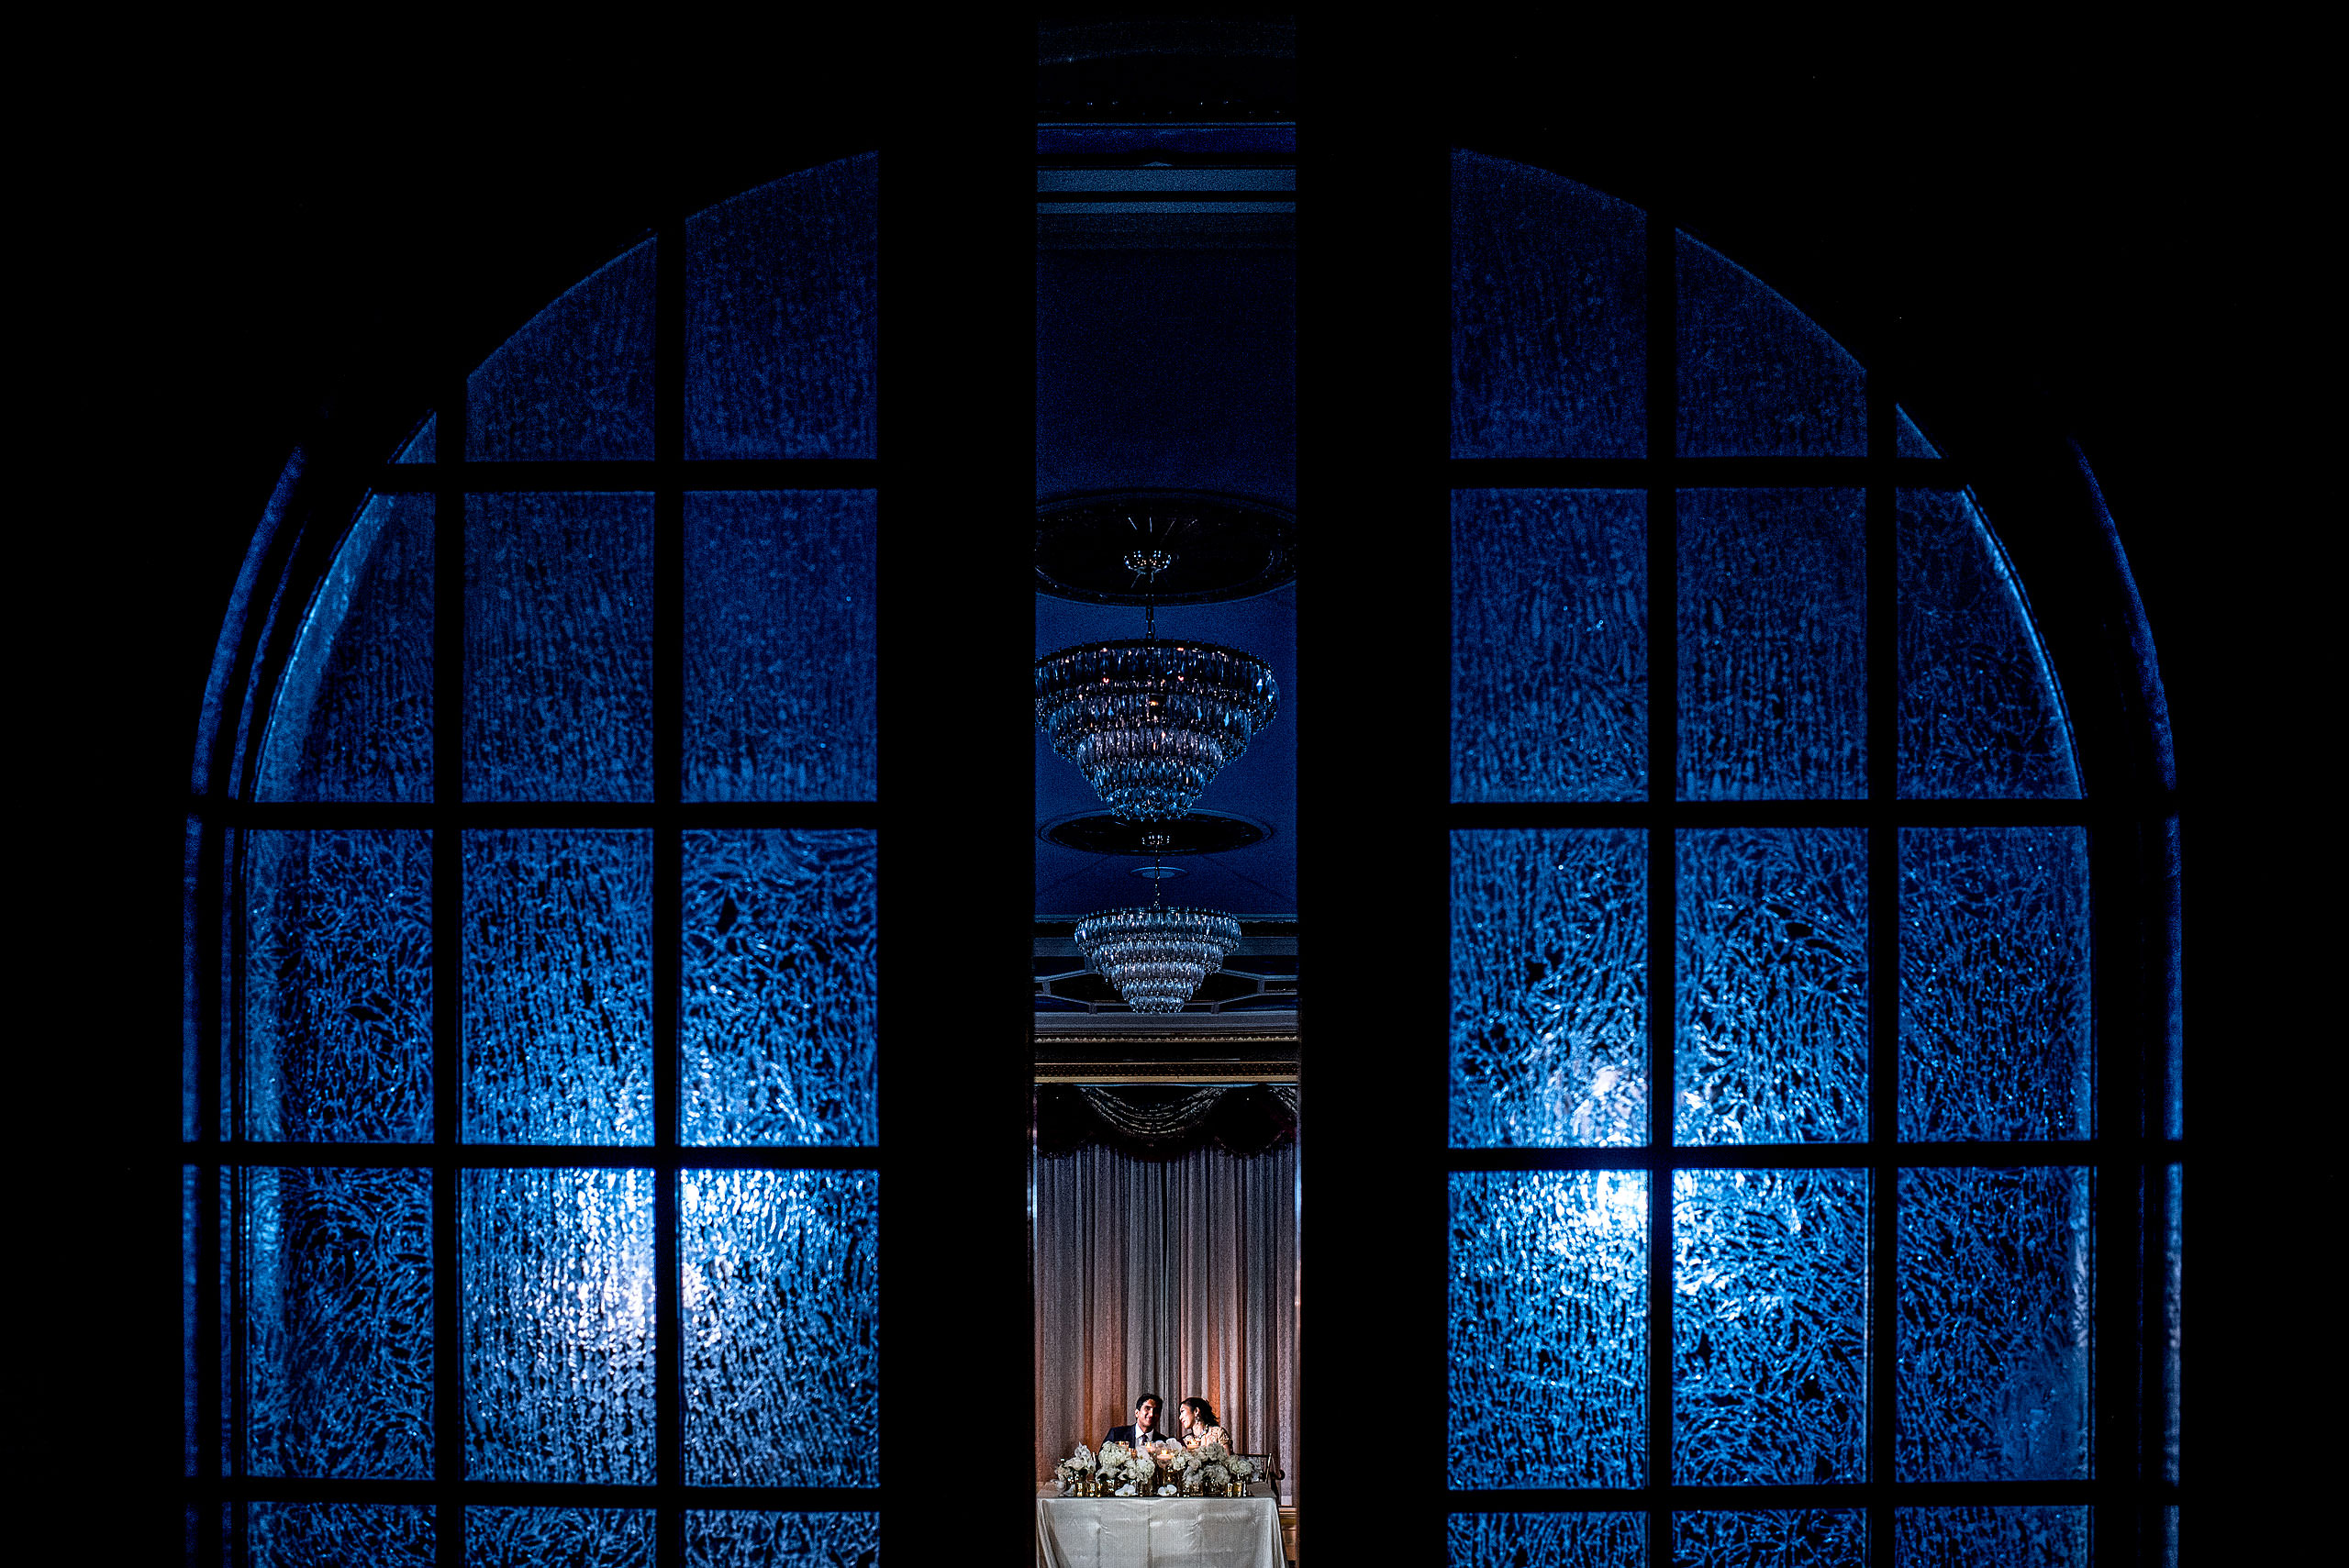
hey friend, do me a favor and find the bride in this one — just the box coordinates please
[1175,1396,1229,1450]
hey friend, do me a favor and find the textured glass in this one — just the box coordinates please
[469,239,654,462]
[1446,1513,1643,1565]
[682,1171,880,1485]
[244,829,433,1141]
[1452,489,1646,801]
[184,1167,198,1477]
[1677,233,1865,457]
[1451,829,1647,1148]
[686,154,877,459]
[1450,1172,1647,1486]
[465,492,652,802]
[1898,1167,2093,1482]
[250,1503,434,1568]
[1452,150,1646,458]
[1678,488,1865,799]
[397,413,436,462]
[1893,1507,2088,1567]
[684,1512,883,1568]
[1674,1170,1868,1485]
[1898,489,2080,797]
[682,830,878,1146]
[2165,1163,2181,1485]
[1675,828,1868,1145]
[258,492,434,801]
[466,1509,655,1568]
[463,829,653,1144]
[1675,1512,1866,1567]
[1899,827,2091,1140]
[244,1167,433,1478]
[685,491,878,803]
[463,1169,656,1484]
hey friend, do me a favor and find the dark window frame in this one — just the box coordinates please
[1425,155,2179,1566]
[184,127,1041,1567]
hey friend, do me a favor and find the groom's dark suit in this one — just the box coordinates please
[1103,1422,1169,1449]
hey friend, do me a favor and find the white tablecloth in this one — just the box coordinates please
[1036,1486,1284,1568]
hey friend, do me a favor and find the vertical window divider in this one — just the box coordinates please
[1865,298,1900,1568]
[195,806,224,1568]
[653,210,688,1562]
[1643,200,1678,1568]
[431,373,469,1568]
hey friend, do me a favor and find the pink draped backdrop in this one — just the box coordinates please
[1033,1141,1299,1504]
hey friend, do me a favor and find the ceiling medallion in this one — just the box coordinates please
[1034,492,1296,605]
[1039,810,1272,858]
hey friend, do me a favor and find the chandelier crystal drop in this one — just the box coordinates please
[1074,904,1244,1014]
[1034,638,1279,822]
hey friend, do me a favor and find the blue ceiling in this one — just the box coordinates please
[1034,233,1297,923]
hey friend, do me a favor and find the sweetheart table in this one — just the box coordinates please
[1035,1484,1285,1568]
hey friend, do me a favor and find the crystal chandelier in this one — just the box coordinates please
[1035,557,1279,823]
[1075,885,1244,1014]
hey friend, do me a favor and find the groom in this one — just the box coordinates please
[1103,1393,1166,1450]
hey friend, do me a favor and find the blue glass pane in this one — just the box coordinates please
[259,493,434,802]
[463,1169,656,1484]
[682,830,878,1147]
[2165,1163,2181,1485]
[1898,827,2091,1140]
[1675,828,1868,1145]
[682,1171,880,1485]
[244,1167,433,1478]
[244,829,433,1142]
[250,1503,434,1568]
[683,1512,882,1568]
[1452,150,1646,459]
[469,239,654,462]
[187,816,203,1140]
[465,1509,655,1568]
[1679,489,1867,800]
[2163,816,2182,1140]
[1674,1170,1868,1485]
[1451,829,1647,1148]
[465,492,653,802]
[396,414,435,462]
[1446,1513,1643,1565]
[685,491,878,803]
[184,1167,197,1478]
[1898,490,2080,798]
[463,829,653,1145]
[1675,1511,1866,1567]
[1677,233,1865,457]
[1896,407,1938,459]
[1898,1168,2093,1482]
[686,154,877,460]
[1450,1172,1647,1486]
[1452,489,1646,802]
[1893,1507,2088,1567]
[221,1179,232,1470]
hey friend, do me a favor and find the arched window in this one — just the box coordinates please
[188,155,888,1567]
[1438,150,2176,1566]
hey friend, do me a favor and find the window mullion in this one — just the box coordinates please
[1643,193,1678,1568]
[431,371,469,1568]
[653,208,688,1560]
[1865,267,1900,1568]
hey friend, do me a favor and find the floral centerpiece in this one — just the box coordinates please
[1053,1442,1097,1492]
[1184,1439,1259,1495]
[1090,1440,1163,1496]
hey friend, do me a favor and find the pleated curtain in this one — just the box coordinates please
[1033,1141,1299,1503]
